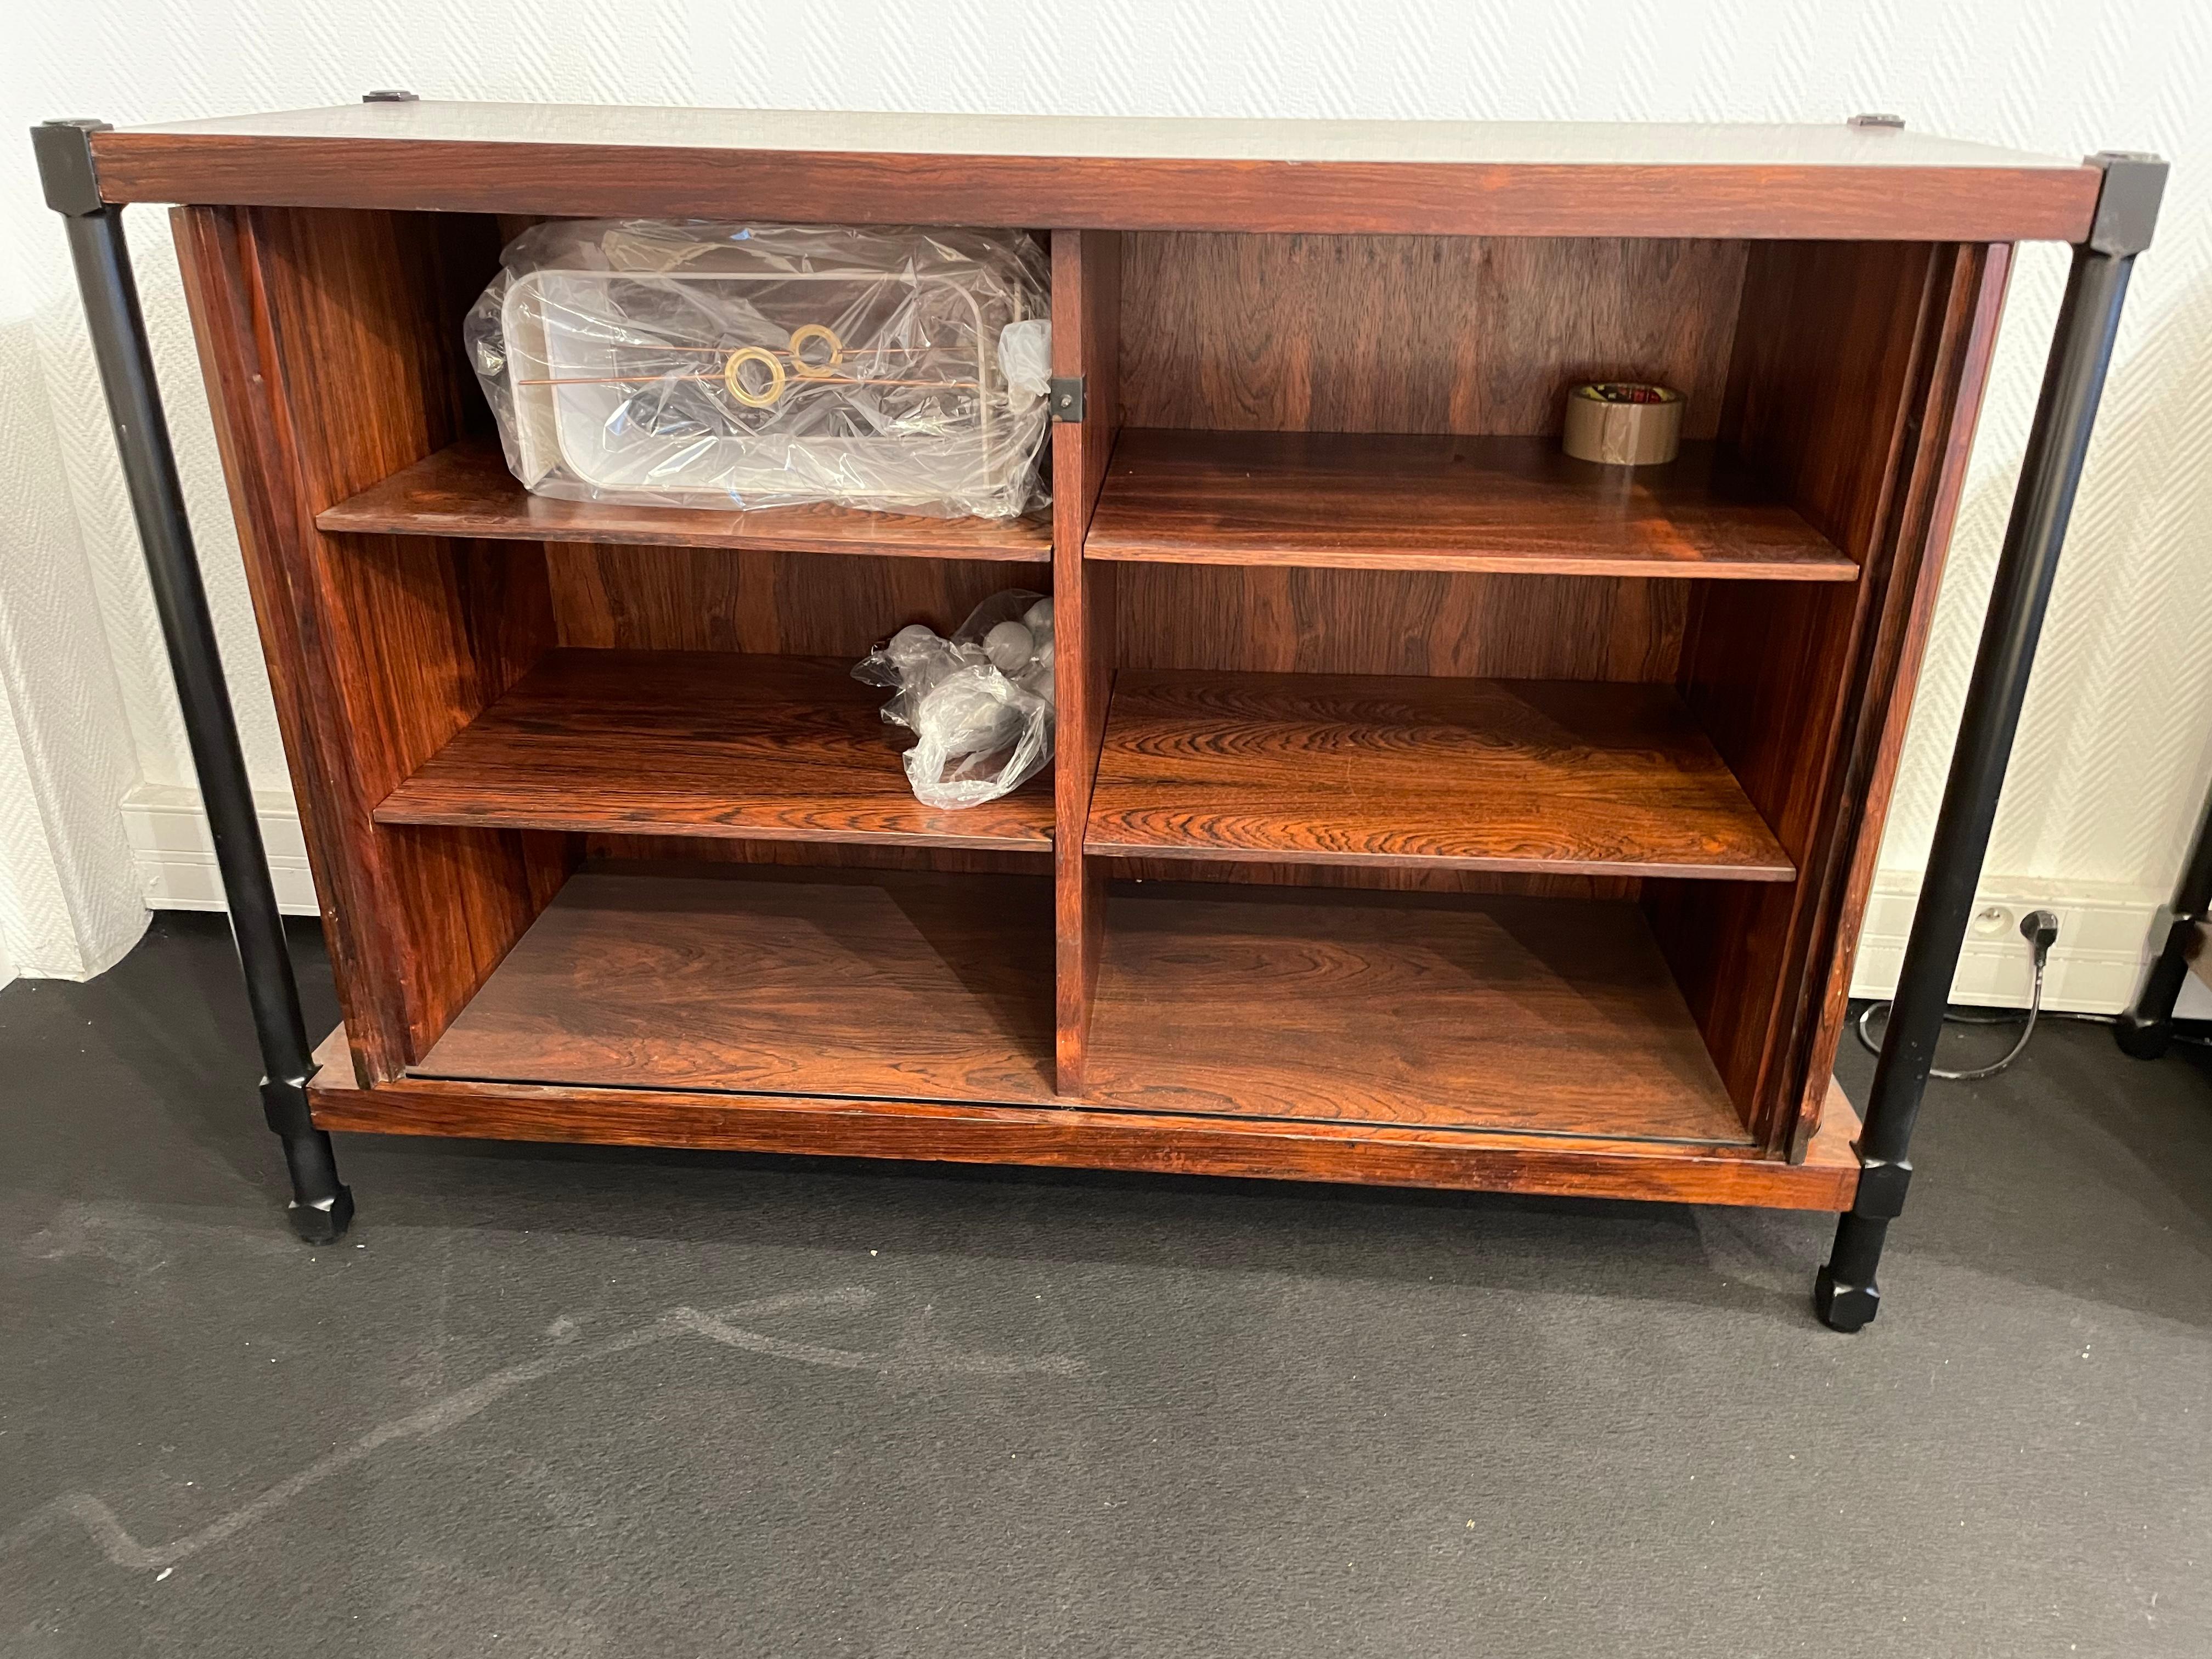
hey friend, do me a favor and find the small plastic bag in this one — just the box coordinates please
[855,591,1054,809]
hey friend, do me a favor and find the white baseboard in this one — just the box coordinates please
[1849,871,2159,1013]
[121,782,321,917]
[120,785,2163,1014]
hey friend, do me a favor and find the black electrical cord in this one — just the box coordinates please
[1854,908,2061,1080]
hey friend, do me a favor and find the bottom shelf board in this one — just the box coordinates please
[414,866,1060,1104]
[411,865,1747,1146]
[1082,885,1752,1144]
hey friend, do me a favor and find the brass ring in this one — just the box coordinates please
[787,323,843,379]
[723,346,786,408]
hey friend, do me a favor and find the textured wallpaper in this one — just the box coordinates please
[4,0,2209,980]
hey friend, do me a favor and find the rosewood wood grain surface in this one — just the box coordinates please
[173,203,566,1080]
[1085,430,1854,578]
[372,648,1054,851]
[1106,858,1640,901]
[313,1028,1861,1211]
[1645,240,1943,1145]
[398,868,1763,1148]
[416,866,1059,1102]
[1051,229,1120,1092]
[541,543,1048,657]
[1120,234,1746,438]
[1077,885,1751,1143]
[1087,670,1792,879]
[319,435,1053,561]
[93,105,2097,242]
[1118,565,1684,684]
[586,834,1046,876]
[1780,243,2014,1153]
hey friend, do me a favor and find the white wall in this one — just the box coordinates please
[5,0,2211,1007]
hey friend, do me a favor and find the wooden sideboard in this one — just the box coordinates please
[35,102,2164,1328]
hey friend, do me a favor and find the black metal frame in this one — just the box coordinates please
[33,118,353,1244]
[1815,150,2167,1330]
[2114,778,2212,1058]
[35,116,2164,1305]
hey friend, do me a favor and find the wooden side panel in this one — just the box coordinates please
[1120,234,1745,437]
[543,544,1046,653]
[1782,245,2015,1149]
[173,204,562,1078]
[1052,229,1121,1092]
[1649,240,1954,1147]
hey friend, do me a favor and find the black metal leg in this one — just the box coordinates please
[1815,151,2166,1331]
[2115,781,2212,1058]
[34,119,352,1243]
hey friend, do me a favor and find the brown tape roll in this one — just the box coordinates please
[1562,382,1684,466]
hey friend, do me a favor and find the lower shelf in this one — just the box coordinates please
[416,866,1060,1103]
[325,864,1860,1210]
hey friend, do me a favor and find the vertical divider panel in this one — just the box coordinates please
[1051,229,1122,1093]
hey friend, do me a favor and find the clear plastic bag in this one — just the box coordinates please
[466,220,1052,519]
[855,591,1054,808]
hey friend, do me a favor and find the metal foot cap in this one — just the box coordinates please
[287,1183,356,1245]
[2113,1011,2174,1060]
[1814,1264,1879,1333]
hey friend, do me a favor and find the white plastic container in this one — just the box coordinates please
[469,221,1052,519]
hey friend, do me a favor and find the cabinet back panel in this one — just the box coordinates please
[545,544,1049,655]
[1116,565,1683,682]
[1119,233,1746,436]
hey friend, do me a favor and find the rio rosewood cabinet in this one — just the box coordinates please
[36,104,2163,1330]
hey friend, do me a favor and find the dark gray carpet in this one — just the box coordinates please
[2,912,2207,1657]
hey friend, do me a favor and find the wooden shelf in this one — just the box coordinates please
[1084,429,1856,579]
[317,436,1053,562]
[405,867,1762,1154]
[373,648,1054,853]
[416,866,1059,1103]
[1081,884,1751,1143]
[1086,670,1794,881]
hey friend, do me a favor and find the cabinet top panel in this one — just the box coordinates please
[87,101,2100,240]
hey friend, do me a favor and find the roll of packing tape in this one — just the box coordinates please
[1563,382,1684,466]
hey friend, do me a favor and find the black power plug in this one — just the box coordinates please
[1858,907,2063,1081]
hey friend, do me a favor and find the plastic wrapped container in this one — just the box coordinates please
[467,220,1052,519]
[854,591,1054,808]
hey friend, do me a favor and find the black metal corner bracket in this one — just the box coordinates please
[1815,147,2165,1332]
[32,116,353,1244]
